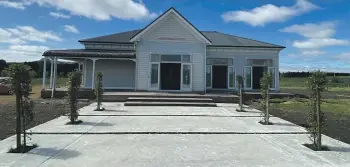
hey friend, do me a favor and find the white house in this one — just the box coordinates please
[42,7,285,93]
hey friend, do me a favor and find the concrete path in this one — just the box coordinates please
[0,103,349,167]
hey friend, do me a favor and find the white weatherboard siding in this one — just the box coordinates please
[137,41,205,91]
[85,59,135,89]
[142,13,198,42]
[136,11,206,92]
[206,47,281,91]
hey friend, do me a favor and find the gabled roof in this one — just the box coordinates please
[130,7,211,44]
[79,30,285,48]
[79,29,141,44]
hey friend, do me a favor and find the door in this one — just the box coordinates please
[244,66,252,89]
[228,66,235,89]
[268,67,276,89]
[212,65,227,89]
[181,63,192,91]
[149,63,160,90]
[160,63,181,90]
[252,66,266,89]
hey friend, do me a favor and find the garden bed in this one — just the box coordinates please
[0,99,90,140]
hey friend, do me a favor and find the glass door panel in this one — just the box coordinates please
[228,66,235,89]
[206,65,212,88]
[181,63,192,90]
[244,66,252,89]
[150,63,159,89]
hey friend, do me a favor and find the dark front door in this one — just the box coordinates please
[252,66,266,89]
[160,63,181,90]
[212,65,227,89]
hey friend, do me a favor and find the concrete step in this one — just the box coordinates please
[124,101,217,107]
[127,97,213,103]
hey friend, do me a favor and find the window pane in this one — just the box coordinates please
[206,65,211,87]
[229,67,235,88]
[182,65,191,88]
[207,58,230,65]
[151,64,158,88]
[182,55,190,62]
[151,55,160,62]
[245,67,252,88]
[161,55,181,62]
[246,59,273,66]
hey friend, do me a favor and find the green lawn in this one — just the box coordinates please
[0,77,68,104]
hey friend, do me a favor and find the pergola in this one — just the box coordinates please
[41,49,136,97]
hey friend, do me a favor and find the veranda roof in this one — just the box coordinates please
[42,49,136,58]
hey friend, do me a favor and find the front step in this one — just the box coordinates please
[127,97,213,103]
[124,101,217,107]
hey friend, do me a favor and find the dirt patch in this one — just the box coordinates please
[250,101,350,144]
[0,99,90,140]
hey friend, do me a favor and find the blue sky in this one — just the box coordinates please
[0,0,349,72]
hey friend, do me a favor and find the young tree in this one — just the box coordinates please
[66,70,82,124]
[306,70,327,150]
[236,75,245,112]
[4,64,35,152]
[94,72,104,111]
[260,72,272,125]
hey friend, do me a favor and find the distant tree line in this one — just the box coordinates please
[0,59,79,78]
[281,72,350,78]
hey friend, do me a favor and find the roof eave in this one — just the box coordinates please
[207,45,286,49]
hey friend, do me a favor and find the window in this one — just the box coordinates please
[206,58,233,65]
[161,55,182,62]
[244,67,252,89]
[246,59,273,66]
[151,54,160,62]
[206,65,212,87]
[150,54,191,63]
[228,67,235,88]
[182,64,191,88]
[182,55,191,62]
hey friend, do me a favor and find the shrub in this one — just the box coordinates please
[236,75,244,112]
[3,64,34,152]
[260,72,272,125]
[306,70,328,151]
[94,72,104,111]
[66,70,82,124]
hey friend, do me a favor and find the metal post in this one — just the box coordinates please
[51,57,57,98]
[49,58,53,89]
[91,59,96,89]
[42,57,47,89]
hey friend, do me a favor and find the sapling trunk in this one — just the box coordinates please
[316,90,321,150]
[15,75,21,151]
[266,88,269,125]
[239,87,243,111]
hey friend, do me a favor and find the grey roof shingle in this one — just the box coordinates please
[79,29,284,48]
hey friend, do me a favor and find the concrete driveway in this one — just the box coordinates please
[0,103,349,167]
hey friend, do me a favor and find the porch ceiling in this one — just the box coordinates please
[42,49,136,58]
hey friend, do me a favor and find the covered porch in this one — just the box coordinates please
[41,49,136,98]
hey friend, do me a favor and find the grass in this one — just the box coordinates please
[0,77,68,105]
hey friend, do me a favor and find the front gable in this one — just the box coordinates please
[130,8,211,44]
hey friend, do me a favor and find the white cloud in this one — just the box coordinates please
[0,0,31,10]
[335,52,350,63]
[0,45,50,62]
[294,38,349,49]
[49,12,70,19]
[221,0,319,26]
[31,0,157,21]
[281,22,349,50]
[63,25,79,34]
[301,50,325,56]
[0,26,61,44]
[280,22,336,38]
